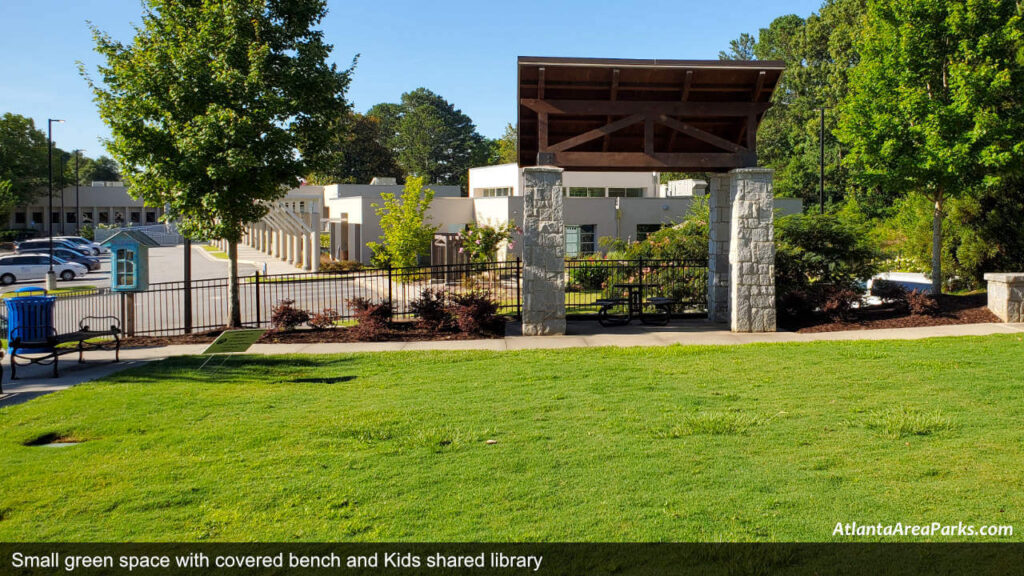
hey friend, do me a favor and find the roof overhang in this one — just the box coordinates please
[517,57,784,172]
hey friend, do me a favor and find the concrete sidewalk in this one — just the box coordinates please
[2,322,1021,407]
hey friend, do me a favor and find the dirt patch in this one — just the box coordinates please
[782,293,999,333]
[121,330,223,348]
[258,319,507,344]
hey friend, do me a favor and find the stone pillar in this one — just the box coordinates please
[707,173,733,323]
[309,231,320,272]
[521,166,566,336]
[984,273,1024,322]
[728,168,776,332]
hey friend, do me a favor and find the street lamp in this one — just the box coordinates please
[46,118,64,291]
[72,149,82,235]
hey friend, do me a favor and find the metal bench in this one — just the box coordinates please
[594,298,630,327]
[641,297,677,326]
[10,316,121,379]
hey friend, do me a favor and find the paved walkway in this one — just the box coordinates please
[194,243,305,276]
[2,322,1021,407]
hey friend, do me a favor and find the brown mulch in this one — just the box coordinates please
[257,319,506,343]
[120,330,223,348]
[782,293,1000,333]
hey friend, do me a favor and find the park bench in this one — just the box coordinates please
[595,298,630,327]
[9,316,122,379]
[641,296,678,326]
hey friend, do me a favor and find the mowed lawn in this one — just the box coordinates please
[1,335,1023,541]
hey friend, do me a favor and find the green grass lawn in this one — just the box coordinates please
[1,335,1023,541]
[199,244,228,259]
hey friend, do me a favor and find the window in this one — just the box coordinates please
[83,211,93,223]
[608,187,644,198]
[66,212,76,224]
[99,212,110,224]
[32,211,42,224]
[636,224,664,242]
[51,212,60,224]
[130,211,141,223]
[146,211,156,223]
[14,212,25,224]
[116,248,135,287]
[565,224,596,257]
[566,187,605,198]
[478,187,511,198]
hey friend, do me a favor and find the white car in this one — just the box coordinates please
[56,236,107,256]
[0,254,89,284]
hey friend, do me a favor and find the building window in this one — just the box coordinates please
[145,211,156,223]
[66,212,77,224]
[130,211,141,223]
[32,211,43,224]
[565,224,596,257]
[116,248,135,287]
[478,187,511,198]
[99,212,110,224]
[636,224,664,242]
[608,187,644,198]
[566,187,605,198]
[83,211,93,224]
[14,212,25,225]
[51,212,60,224]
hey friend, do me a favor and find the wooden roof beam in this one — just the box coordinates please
[550,151,758,170]
[656,114,746,153]
[520,99,771,117]
[603,68,620,152]
[549,113,645,153]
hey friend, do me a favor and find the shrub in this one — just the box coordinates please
[870,279,907,302]
[320,259,364,273]
[906,290,940,316]
[448,291,499,334]
[308,308,341,330]
[775,214,879,318]
[346,297,392,339]
[271,299,309,331]
[820,287,862,321]
[568,257,611,291]
[409,289,452,330]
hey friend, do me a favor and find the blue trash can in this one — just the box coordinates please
[5,287,56,355]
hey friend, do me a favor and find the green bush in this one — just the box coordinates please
[568,257,612,291]
[775,213,879,318]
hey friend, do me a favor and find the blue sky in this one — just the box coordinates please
[0,0,823,157]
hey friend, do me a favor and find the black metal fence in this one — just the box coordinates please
[565,258,708,316]
[0,258,708,337]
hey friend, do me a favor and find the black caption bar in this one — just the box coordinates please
[0,543,1022,575]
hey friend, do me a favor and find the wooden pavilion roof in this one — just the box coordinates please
[517,57,784,172]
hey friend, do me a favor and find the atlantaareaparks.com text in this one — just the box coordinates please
[833,522,1013,537]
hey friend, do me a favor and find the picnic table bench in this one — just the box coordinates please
[594,294,678,327]
[10,315,122,379]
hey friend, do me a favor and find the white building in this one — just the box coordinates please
[321,164,801,263]
[8,182,166,234]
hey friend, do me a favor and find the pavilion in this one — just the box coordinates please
[516,56,784,335]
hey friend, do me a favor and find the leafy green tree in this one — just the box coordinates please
[0,113,48,214]
[306,112,401,184]
[838,0,1024,294]
[369,88,486,190]
[718,33,758,60]
[77,155,121,183]
[85,0,353,326]
[493,123,518,165]
[366,176,437,267]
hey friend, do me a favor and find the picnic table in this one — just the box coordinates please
[593,283,676,327]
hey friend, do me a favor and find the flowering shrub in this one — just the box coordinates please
[448,291,499,334]
[346,297,392,339]
[308,308,341,329]
[457,223,520,262]
[409,288,452,330]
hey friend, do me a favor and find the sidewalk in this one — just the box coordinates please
[193,243,305,275]
[2,322,1021,406]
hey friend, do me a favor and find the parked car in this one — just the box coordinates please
[16,246,100,271]
[56,235,107,255]
[14,239,92,257]
[0,254,88,284]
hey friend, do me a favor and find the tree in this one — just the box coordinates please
[493,123,518,165]
[306,112,401,184]
[838,0,1024,294]
[78,155,121,183]
[718,33,757,60]
[0,113,48,215]
[366,176,436,267]
[370,88,487,190]
[85,0,352,326]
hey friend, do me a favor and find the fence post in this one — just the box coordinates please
[387,263,394,318]
[254,271,261,326]
[515,257,522,318]
[183,238,193,334]
[125,292,136,337]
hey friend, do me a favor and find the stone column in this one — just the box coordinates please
[984,273,1024,322]
[521,166,566,336]
[728,168,776,332]
[707,173,733,323]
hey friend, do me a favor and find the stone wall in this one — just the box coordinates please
[521,166,566,335]
[707,173,732,323]
[728,168,776,332]
[984,273,1024,322]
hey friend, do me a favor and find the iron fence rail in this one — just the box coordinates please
[0,258,707,336]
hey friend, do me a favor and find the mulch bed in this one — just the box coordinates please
[120,321,506,347]
[257,319,506,343]
[781,293,1000,333]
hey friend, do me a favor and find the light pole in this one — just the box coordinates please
[46,119,64,291]
[73,150,82,236]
